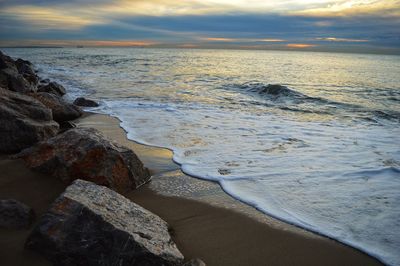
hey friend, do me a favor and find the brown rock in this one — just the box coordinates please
[0,87,59,153]
[15,58,39,87]
[30,92,82,122]
[38,82,66,97]
[0,51,36,93]
[73,97,99,107]
[0,67,34,93]
[17,127,151,193]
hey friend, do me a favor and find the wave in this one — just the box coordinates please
[232,82,310,100]
[221,82,346,107]
[221,82,400,123]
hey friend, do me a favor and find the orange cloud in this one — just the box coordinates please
[286,43,316,48]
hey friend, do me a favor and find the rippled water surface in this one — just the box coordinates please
[5,48,400,265]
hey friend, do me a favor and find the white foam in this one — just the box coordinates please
[96,98,399,265]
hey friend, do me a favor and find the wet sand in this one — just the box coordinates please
[0,113,383,266]
[0,158,62,266]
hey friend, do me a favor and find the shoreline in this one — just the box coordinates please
[76,112,383,266]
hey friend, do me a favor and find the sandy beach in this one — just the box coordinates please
[0,112,383,266]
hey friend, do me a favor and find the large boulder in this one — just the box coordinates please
[25,180,184,266]
[38,82,66,97]
[0,87,59,153]
[0,50,15,70]
[15,58,39,87]
[0,199,35,229]
[0,67,34,93]
[17,127,151,193]
[30,92,82,122]
[73,97,99,107]
[0,51,36,93]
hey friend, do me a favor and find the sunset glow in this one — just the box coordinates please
[286,44,317,49]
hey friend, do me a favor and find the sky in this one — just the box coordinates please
[0,0,399,54]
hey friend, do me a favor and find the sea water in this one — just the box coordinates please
[4,48,400,265]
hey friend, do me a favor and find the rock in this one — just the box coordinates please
[17,127,151,193]
[183,259,207,266]
[40,78,50,84]
[0,67,34,93]
[15,58,33,69]
[0,199,35,229]
[0,51,16,70]
[38,82,66,97]
[73,97,99,107]
[30,92,82,122]
[58,121,76,133]
[0,51,36,93]
[0,87,59,153]
[25,179,184,266]
[15,58,39,87]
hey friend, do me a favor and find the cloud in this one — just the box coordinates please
[316,37,369,42]
[259,39,286,42]
[1,5,104,30]
[199,37,236,42]
[293,0,400,17]
[314,21,335,27]
[0,39,158,47]
[286,43,317,48]
[2,0,399,20]
[197,37,286,42]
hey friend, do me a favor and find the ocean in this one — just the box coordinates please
[4,47,400,265]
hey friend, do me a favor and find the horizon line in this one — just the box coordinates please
[1,45,400,56]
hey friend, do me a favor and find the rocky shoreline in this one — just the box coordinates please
[0,51,202,265]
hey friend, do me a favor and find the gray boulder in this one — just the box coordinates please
[0,51,36,93]
[0,87,59,153]
[17,127,151,193]
[0,67,34,93]
[30,92,82,122]
[0,50,15,70]
[25,179,184,266]
[15,58,39,87]
[73,97,99,107]
[38,82,66,97]
[0,199,35,229]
